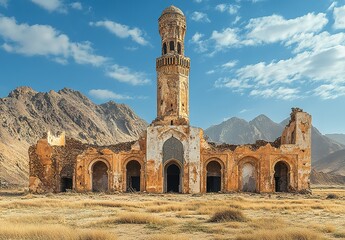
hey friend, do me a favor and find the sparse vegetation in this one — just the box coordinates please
[209,209,246,222]
[115,213,164,224]
[326,193,338,199]
[0,187,344,240]
[236,228,324,240]
[0,223,117,240]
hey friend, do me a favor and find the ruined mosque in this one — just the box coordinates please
[29,6,312,194]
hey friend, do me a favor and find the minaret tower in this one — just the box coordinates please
[154,5,190,126]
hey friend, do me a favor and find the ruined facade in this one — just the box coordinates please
[29,6,312,194]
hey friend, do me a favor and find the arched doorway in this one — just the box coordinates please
[274,161,289,192]
[165,163,181,193]
[60,165,73,192]
[92,161,108,192]
[241,163,256,192]
[126,160,141,192]
[206,161,221,192]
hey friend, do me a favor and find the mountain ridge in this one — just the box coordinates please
[204,114,345,164]
[0,86,147,185]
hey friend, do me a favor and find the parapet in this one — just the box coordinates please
[47,131,66,146]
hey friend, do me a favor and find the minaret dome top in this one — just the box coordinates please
[160,5,184,17]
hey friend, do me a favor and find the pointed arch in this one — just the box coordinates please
[162,42,167,55]
[163,136,184,165]
[274,161,290,192]
[169,41,174,51]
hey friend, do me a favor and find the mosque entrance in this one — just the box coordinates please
[126,160,141,192]
[206,161,221,192]
[274,161,289,192]
[165,163,181,193]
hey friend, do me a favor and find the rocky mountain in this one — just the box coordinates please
[0,87,147,186]
[314,149,345,176]
[205,115,345,163]
[206,115,283,145]
[310,169,345,185]
[325,134,345,145]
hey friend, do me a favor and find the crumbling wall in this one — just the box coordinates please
[200,108,311,193]
[29,134,142,193]
[47,131,65,146]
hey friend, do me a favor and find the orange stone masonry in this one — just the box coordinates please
[29,6,312,194]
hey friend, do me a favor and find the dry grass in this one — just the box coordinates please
[0,187,344,240]
[0,222,116,240]
[115,212,165,224]
[236,228,324,240]
[209,209,247,222]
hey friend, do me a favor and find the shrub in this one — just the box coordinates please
[209,209,246,223]
[326,193,338,199]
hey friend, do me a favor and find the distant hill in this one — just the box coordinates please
[310,169,345,185]
[325,134,345,145]
[205,115,282,145]
[205,115,344,163]
[0,87,147,185]
[314,148,345,176]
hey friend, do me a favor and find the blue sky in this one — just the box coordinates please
[0,0,345,134]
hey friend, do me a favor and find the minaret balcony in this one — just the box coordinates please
[156,55,190,69]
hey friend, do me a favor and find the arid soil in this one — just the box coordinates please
[0,187,344,240]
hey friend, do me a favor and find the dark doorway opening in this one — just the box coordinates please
[126,160,141,192]
[61,177,72,192]
[206,161,221,192]
[166,163,180,193]
[92,161,108,192]
[207,176,221,192]
[274,161,289,192]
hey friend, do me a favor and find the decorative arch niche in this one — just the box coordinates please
[163,136,184,165]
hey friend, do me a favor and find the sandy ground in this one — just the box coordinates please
[0,186,344,240]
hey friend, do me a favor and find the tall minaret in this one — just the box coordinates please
[154,5,190,126]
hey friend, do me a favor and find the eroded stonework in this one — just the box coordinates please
[29,6,312,194]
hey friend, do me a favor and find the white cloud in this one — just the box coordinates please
[233,16,241,25]
[191,12,210,23]
[31,0,66,13]
[215,4,227,12]
[222,60,238,69]
[0,16,107,66]
[70,2,82,10]
[314,84,345,99]
[328,2,337,11]
[246,13,328,44]
[190,32,208,53]
[194,0,202,2]
[0,0,8,8]
[90,20,148,45]
[206,10,345,100]
[89,89,132,100]
[215,4,240,15]
[250,87,300,100]
[216,45,345,100]
[211,28,240,49]
[333,5,345,29]
[206,70,215,74]
[215,78,252,90]
[106,64,150,85]
[285,31,345,53]
[124,46,138,51]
